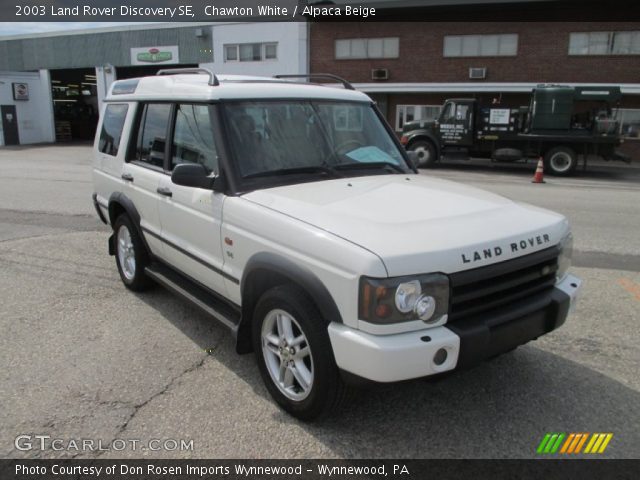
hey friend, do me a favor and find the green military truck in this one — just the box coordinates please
[400,85,629,176]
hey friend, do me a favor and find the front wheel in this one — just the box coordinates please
[252,285,350,420]
[408,140,438,168]
[544,146,577,176]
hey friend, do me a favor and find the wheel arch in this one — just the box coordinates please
[235,252,344,354]
[406,133,440,157]
[107,192,151,256]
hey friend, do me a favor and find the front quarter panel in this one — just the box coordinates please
[221,196,387,328]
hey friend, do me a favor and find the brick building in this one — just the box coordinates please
[310,21,640,153]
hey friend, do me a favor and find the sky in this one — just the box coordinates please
[0,22,152,36]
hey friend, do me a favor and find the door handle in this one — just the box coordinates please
[121,173,134,182]
[156,187,173,197]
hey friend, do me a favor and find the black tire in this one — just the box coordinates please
[252,284,351,420]
[408,140,438,168]
[544,146,577,176]
[113,214,153,291]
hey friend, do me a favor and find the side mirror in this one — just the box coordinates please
[406,151,419,171]
[171,163,214,189]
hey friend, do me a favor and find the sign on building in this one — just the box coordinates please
[130,46,180,65]
[12,82,29,101]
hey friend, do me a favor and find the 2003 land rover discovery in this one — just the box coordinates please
[92,70,582,419]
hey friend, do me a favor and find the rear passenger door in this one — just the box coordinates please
[124,103,172,257]
[156,103,228,296]
[94,103,130,210]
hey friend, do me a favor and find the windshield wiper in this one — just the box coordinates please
[334,161,405,173]
[244,165,339,180]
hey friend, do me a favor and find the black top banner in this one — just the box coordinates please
[2,0,640,23]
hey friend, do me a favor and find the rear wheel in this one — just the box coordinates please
[114,214,153,291]
[408,140,437,168]
[252,285,350,420]
[544,146,577,176]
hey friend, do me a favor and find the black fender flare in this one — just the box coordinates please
[235,252,344,353]
[107,192,151,256]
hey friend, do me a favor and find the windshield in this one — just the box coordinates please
[223,101,408,180]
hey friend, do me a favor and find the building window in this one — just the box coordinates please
[335,37,399,59]
[618,109,640,138]
[569,31,640,55]
[396,105,442,131]
[224,43,278,62]
[443,34,518,57]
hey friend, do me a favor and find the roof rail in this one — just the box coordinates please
[273,74,355,90]
[156,67,219,86]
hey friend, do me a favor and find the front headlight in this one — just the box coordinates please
[557,232,573,281]
[359,273,449,326]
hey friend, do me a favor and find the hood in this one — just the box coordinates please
[243,175,568,276]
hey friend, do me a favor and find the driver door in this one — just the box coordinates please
[156,103,228,296]
[438,101,474,147]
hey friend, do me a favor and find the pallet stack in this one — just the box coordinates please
[55,121,72,142]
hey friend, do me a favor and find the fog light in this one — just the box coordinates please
[414,295,436,322]
[434,348,447,366]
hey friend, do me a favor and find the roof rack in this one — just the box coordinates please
[156,67,219,86]
[273,74,355,90]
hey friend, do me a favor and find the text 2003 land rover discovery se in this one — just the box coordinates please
[92,70,582,419]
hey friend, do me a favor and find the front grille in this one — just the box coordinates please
[448,247,559,322]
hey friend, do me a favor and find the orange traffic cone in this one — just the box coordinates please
[532,157,545,183]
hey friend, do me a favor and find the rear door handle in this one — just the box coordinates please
[156,187,173,197]
[121,173,134,182]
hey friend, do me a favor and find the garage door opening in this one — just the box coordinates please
[51,68,99,142]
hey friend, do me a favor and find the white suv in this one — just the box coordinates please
[92,69,582,419]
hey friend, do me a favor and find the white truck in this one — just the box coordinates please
[92,70,582,419]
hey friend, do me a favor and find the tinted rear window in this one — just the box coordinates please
[99,104,128,157]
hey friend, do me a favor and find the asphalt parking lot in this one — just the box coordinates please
[1,144,639,459]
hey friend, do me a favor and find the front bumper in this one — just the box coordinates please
[328,273,582,383]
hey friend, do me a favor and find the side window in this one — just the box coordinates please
[171,104,218,173]
[440,102,455,122]
[98,104,128,156]
[456,104,469,121]
[135,103,172,168]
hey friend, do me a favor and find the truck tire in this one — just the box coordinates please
[113,214,153,291]
[544,147,577,176]
[252,284,351,420]
[408,140,437,168]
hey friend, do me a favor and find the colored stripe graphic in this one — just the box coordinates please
[585,433,614,454]
[574,433,589,454]
[560,433,575,453]
[544,434,559,453]
[550,433,565,453]
[538,433,612,454]
[598,434,613,453]
[537,433,552,454]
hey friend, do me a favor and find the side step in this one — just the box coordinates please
[145,262,241,333]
